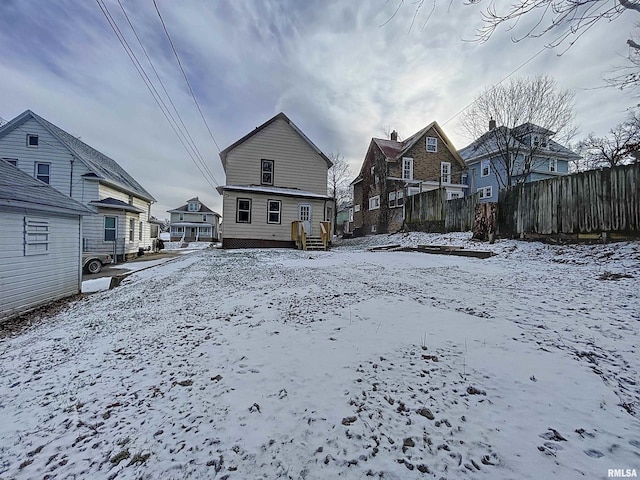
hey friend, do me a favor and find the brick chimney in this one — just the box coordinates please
[390,130,398,141]
[489,118,496,131]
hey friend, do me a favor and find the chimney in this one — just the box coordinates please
[489,118,496,131]
[390,130,398,141]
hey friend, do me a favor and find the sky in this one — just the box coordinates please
[0,0,637,218]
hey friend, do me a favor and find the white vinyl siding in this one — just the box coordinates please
[1,210,82,320]
[222,192,327,241]
[224,117,328,196]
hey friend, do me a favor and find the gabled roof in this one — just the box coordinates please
[459,123,581,164]
[0,160,95,216]
[219,112,332,170]
[168,198,220,216]
[0,110,156,202]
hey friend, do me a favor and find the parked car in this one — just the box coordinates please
[82,252,112,274]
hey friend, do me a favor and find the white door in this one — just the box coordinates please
[298,203,312,234]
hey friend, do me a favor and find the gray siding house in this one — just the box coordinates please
[459,122,580,202]
[168,197,220,242]
[217,112,334,249]
[0,110,156,260]
[0,160,94,320]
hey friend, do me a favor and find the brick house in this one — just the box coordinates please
[351,121,466,235]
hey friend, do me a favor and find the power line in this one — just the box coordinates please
[152,0,222,152]
[116,0,220,186]
[95,0,219,191]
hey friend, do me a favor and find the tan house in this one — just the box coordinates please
[351,121,466,235]
[168,197,220,242]
[217,112,334,249]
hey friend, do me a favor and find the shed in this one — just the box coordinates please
[0,160,94,321]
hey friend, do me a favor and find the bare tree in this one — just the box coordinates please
[327,151,353,230]
[459,75,576,188]
[395,0,640,91]
[576,109,640,169]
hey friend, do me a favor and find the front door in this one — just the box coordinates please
[298,203,312,234]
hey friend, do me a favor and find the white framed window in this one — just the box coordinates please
[461,173,468,185]
[368,195,380,210]
[139,221,143,241]
[440,162,451,184]
[24,217,49,255]
[26,134,38,148]
[348,208,354,222]
[104,216,117,241]
[267,199,281,224]
[129,218,135,242]
[354,204,360,212]
[202,214,207,221]
[481,160,490,177]
[549,158,558,172]
[237,198,251,223]
[402,157,413,180]
[447,191,462,200]
[188,202,199,212]
[35,162,50,184]
[426,137,437,152]
[477,186,493,199]
[261,159,274,185]
[179,213,184,221]
[396,190,404,206]
[3,158,18,166]
[388,191,396,208]
[371,225,377,233]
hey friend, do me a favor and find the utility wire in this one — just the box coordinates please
[96,0,219,191]
[153,0,222,152]
[116,0,220,186]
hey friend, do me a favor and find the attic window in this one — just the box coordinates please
[27,134,39,148]
[261,159,274,185]
[188,202,199,212]
[426,137,437,153]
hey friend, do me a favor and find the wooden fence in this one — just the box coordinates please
[405,188,479,232]
[498,163,640,236]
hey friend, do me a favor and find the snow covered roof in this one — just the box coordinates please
[0,160,95,216]
[0,110,156,202]
[218,112,332,170]
[217,184,332,200]
[168,198,220,216]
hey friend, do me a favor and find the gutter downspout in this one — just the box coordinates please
[78,214,83,293]
[69,157,74,197]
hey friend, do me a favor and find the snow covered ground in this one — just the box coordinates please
[1,232,639,479]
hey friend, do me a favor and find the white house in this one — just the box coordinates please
[217,112,334,249]
[0,110,157,260]
[168,197,220,242]
[0,160,94,320]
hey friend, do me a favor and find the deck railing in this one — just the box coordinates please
[291,221,307,250]
[320,221,331,250]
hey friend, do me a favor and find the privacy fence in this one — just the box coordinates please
[404,163,640,238]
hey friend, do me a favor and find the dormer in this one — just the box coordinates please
[187,197,201,212]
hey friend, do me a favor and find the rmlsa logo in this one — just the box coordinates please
[608,469,638,478]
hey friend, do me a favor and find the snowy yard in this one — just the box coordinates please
[0,233,639,479]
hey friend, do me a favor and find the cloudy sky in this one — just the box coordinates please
[0,0,637,217]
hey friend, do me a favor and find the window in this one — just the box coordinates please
[326,206,333,223]
[128,195,133,206]
[188,202,199,212]
[261,159,274,185]
[354,204,361,212]
[104,216,117,241]
[348,208,354,222]
[27,134,38,148]
[549,158,558,172]
[267,199,281,224]
[402,157,413,180]
[179,213,184,221]
[139,221,143,241]
[3,158,18,166]
[461,173,468,185]
[129,218,135,242]
[371,225,377,233]
[481,160,490,177]
[396,190,404,206]
[447,191,462,200]
[35,162,50,184]
[24,218,49,255]
[368,195,380,210]
[237,198,251,223]
[388,191,396,208]
[202,214,207,221]
[477,186,493,199]
[426,137,437,152]
[440,162,451,184]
